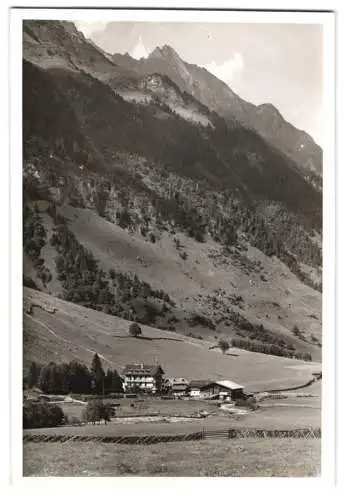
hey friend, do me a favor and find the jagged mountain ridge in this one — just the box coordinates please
[22,20,322,360]
[112,44,322,182]
[23,20,139,87]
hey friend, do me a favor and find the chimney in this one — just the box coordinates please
[140,363,143,369]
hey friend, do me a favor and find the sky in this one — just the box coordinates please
[75,21,323,145]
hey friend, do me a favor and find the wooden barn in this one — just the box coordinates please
[203,380,244,400]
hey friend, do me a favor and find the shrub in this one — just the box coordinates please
[218,339,230,354]
[179,251,188,260]
[68,416,82,426]
[292,325,300,335]
[23,401,65,429]
[129,322,142,337]
[235,397,258,410]
[82,399,111,424]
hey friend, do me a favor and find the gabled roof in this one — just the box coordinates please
[168,377,189,385]
[171,383,188,391]
[189,379,213,389]
[123,364,164,376]
[208,380,244,390]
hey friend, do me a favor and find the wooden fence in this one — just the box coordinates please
[23,427,321,445]
[202,427,321,440]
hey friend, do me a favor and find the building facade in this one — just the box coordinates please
[168,377,189,398]
[188,380,213,398]
[122,364,165,394]
[188,379,244,400]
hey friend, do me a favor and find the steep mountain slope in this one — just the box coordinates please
[113,45,322,182]
[23,153,322,360]
[23,55,322,224]
[22,20,322,365]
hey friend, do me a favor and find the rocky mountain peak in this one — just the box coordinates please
[257,103,283,118]
[149,44,182,61]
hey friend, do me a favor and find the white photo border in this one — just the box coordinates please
[6,3,338,498]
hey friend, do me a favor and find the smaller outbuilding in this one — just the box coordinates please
[188,379,213,398]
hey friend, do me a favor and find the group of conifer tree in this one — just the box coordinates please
[26,354,123,395]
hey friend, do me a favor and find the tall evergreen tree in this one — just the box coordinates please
[104,369,123,394]
[60,363,70,394]
[90,353,105,395]
[38,365,50,393]
[27,361,41,389]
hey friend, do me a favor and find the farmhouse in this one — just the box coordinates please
[188,379,213,398]
[122,363,165,394]
[202,380,244,401]
[168,378,189,398]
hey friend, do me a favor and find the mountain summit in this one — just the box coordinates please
[113,43,322,181]
[149,44,181,59]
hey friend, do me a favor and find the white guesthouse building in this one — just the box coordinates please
[122,363,165,394]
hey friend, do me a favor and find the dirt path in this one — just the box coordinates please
[50,398,87,405]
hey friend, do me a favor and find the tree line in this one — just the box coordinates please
[231,337,312,361]
[26,354,123,395]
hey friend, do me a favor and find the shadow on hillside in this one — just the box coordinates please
[137,336,184,343]
[111,334,183,342]
[209,347,240,357]
[154,337,184,342]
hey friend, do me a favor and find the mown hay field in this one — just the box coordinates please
[23,438,321,477]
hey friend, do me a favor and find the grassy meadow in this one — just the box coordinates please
[23,438,321,477]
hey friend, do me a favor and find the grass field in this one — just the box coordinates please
[23,438,321,476]
[23,403,321,437]
[23,287,321,394]
[55,397,217,419]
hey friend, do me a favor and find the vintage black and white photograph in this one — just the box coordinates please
[12,6,335,479]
